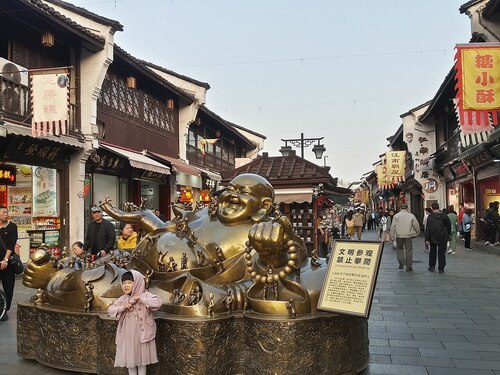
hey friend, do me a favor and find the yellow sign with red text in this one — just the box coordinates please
[385,151,406,178]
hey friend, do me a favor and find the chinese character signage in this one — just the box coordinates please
[375,164,394,190]
[0,164,16,186]
[318,240,384,318]
[30,68,70,137]
[385,151,406,180]
[454,44,500,133]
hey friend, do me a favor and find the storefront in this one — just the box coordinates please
[0,134,82,261]
[84,143,171,234]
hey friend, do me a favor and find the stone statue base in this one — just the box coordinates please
[17,302,369,375]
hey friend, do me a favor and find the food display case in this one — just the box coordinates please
[27,229,61,257]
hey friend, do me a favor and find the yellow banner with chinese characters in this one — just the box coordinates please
[457,44,500,110]
[375,164,393,189]
[385,151,406,178]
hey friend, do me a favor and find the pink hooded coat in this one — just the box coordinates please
[108,270,161,368]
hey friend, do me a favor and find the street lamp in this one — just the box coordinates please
[279,133,326,159]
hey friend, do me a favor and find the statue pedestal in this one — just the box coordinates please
[17,302,369,375]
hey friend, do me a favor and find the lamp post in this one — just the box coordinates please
[279,133,326,159]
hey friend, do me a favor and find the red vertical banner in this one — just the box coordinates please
[455,43,500,130]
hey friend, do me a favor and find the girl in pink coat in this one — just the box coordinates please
[108,270,161,375]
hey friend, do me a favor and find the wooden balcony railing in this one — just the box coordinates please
[186,144,235,172]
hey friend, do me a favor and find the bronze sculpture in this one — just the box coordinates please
[18,174,369,374]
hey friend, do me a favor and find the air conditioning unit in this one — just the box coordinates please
[0,57,29,115]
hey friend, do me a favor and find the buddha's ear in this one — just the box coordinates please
[251,197,273,222]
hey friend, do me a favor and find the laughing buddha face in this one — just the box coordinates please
[217,174,274,224]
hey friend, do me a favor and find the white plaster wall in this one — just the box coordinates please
[463,0,500,42]
[402,105,447,209]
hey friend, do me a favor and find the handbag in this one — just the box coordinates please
[0,234,24,275]
[9,253,24,275]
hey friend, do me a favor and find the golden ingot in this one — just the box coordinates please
[255,275,261,282]
[245,253,252,260]
[246,261,253,267]
[266,276,273,284]
[287,240,295,247]
[279,271,286,279]
[289,253,297,260]
[273,274,279,282]
[250,271,257,278]
[284,266,292,273]
[288,246,296,253]
[248,267,254,273]
[287,260,295,267]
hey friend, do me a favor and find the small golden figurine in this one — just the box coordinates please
[196,249,208,267]
[207,293,215,318]
[180,252,188,270]
[311,253,322,268]
[33,288,45,305]
[84,282,94,313]
[263,266,278,301]
[222,289,233,314]
[166,257,177,272]
[145,269,153,290]
[286,298,297,319]
[172,289,185,304]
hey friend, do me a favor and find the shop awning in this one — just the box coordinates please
[100,143,170,175]
[274,188,313,203]
[1,121,84,149]
[147,152,201,176]
[193,166,221,181]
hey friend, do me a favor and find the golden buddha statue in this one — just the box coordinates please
[18,173,368,375]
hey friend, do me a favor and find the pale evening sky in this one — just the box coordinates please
[69,0,472,184]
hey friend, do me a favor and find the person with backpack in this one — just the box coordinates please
[425,202,451,274]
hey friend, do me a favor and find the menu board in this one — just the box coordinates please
[32,167,58,217]
[318,240,384,318]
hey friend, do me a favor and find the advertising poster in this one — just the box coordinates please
[32,167,57,217]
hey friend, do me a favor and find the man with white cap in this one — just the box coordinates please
[390,204,420,272]
[84,205,115,258]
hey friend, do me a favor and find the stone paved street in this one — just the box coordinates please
[1,230,500,374]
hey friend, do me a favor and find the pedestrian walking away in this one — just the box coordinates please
[390,204,420,272]
[446,205,458,255]
[353,208,364,240]
[423,207,432,253]
[425,202,451,274]
[462,208,473,250]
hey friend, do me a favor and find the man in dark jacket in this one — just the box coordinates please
[84,205,115,258]
[425,202,451,274]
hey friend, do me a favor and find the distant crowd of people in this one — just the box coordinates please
[340,202,476,274]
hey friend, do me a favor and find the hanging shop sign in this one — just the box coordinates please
[454,44,500,133]
[375,164,394,190]
[423,178,438,194]
[466,149,493,168]
[450,161,469,179]
[385,151,406,181]
[30,67,70,136]
[0,164,16,186]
